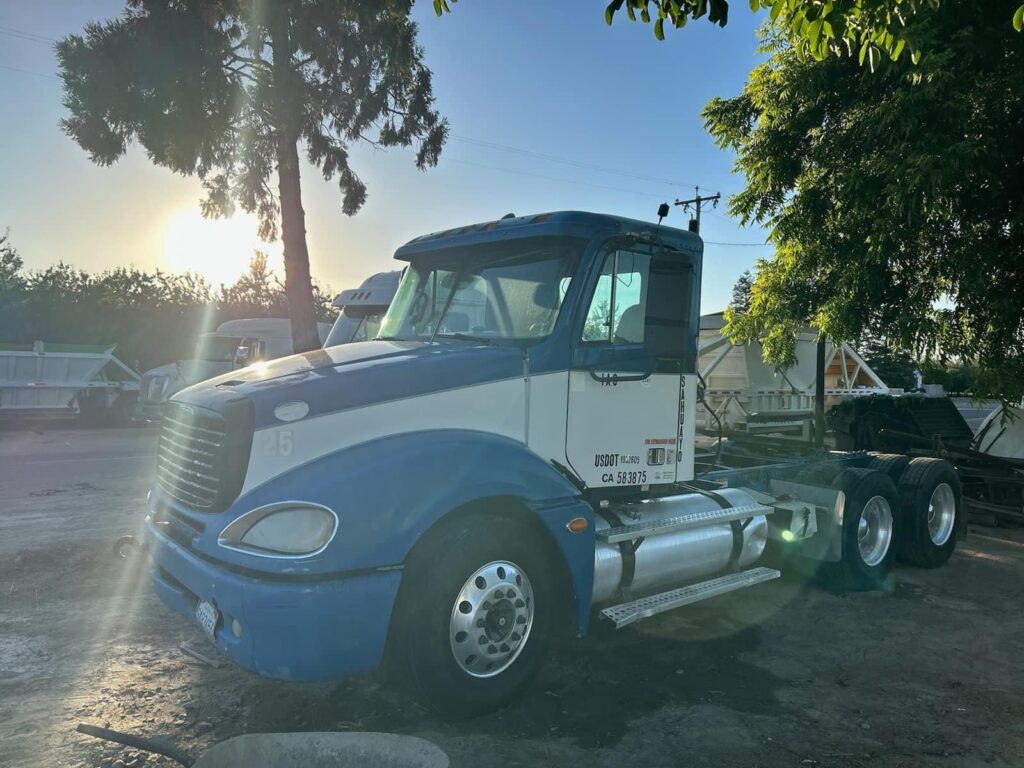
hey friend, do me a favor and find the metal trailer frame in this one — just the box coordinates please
[881,429,1024,525]
[696,325,889,439]
[0,341,140,417]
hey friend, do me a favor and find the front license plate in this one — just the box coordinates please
[195,600,219,639]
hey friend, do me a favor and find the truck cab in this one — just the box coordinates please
[146,212,962,716]
[324,271,401,347]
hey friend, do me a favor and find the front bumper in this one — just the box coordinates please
[146,517,401,681]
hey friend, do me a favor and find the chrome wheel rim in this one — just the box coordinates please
[449,560,534,678]
[927,482,956,546]
[857,495,894,567]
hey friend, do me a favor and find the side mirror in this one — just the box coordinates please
[233,344,251,369]
[233,339,267,368]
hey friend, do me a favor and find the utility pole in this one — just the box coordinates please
[674,187,721,235]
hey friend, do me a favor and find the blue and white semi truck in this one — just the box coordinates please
[146,211,963,715]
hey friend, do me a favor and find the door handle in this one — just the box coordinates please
[588,368,652,385]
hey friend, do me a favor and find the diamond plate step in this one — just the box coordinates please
[600,567,781,629]
[597,503,773,544]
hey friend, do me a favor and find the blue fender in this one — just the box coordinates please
[231,429,597,634]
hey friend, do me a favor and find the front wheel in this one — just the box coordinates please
[391,514,556,717]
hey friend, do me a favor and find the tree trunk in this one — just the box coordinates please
[275,138,321,353]
[271,8,320,354]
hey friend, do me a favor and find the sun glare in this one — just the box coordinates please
[163,207,277,286]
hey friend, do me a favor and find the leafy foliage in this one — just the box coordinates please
[0,234,336,372]
[858,336,918,391]
[918,359,980,396]
[599,1,1023,66]
[58,0,446,352]
[705,2,1024,404]
[434,1,1024,65]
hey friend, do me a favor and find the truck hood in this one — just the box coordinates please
[178,340,527,429]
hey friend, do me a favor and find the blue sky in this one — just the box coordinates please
[0,1,770,312]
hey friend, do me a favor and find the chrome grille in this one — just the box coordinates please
[156,403,227,509]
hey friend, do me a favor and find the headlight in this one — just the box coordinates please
[218,503,337,557]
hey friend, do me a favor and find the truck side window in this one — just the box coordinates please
[581,250,651,344]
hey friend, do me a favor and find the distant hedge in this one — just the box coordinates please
[0,235,336,373]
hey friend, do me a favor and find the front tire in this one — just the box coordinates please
[392,513,555,717]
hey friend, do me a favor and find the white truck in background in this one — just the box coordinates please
[323,271,401,346]
[137,318,330,420]
[139,271,402,419]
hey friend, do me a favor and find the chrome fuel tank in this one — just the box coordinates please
[592,487,768,604]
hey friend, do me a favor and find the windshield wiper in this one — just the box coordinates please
[434,332,493,344]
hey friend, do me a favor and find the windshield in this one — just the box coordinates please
[324,308,386,347]
[193,335,243,363]
[378,236,583,342]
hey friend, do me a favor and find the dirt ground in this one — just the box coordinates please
[2,426,1024,768]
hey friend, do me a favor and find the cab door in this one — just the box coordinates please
[565,242,693,490]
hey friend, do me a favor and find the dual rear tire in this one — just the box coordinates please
[827,468,900,590]
[821,456,962,589]
[890,457,961,568]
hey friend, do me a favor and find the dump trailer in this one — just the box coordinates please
[145,212,964,716]
[0,341,140,422]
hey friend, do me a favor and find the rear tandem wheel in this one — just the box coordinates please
[825,468,901,590]
[895,458,962,568]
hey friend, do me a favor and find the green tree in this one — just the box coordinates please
[58,0,447,354]
[728,269,753,314]
[217,252,289,318]
[437,1,1024,64]
[0,233,28,343]
[217,251,337,322]
[858,336,918,391]
[918,359,980,395]
[703,1,1024,404]
[0,232,25,291]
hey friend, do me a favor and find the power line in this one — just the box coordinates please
[0,24,728,197]
[0,24,57,44]
[0,20,757,227]
[703,240,771,247]
[450,133,700,190]
[0,63,59,81]
[447,156,665,200]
